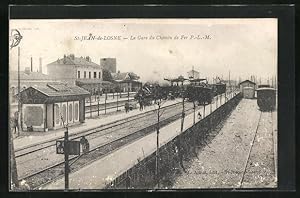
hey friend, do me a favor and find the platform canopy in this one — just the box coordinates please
[19,83,90,104]
[188,78,207,83]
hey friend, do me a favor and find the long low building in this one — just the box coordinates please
[19,83,90,132]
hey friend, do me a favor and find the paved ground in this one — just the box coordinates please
[170,99,277,189]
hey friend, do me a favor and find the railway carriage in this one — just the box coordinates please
[256,87,276,111]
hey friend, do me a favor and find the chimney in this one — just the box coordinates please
[86,56,91,62]
[25,67,30,75]
[39,57,42,73]
[69,54,75,60]
[31,57,33,72]
[63,54,66,64]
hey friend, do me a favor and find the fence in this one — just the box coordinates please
[105,92,242,189]
[85,92,137,117]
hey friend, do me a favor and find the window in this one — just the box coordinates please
[89,72,91,79]
[94,72,97,78]
[99,72,101,79]
[78,71,80,79]
[84,71,86,78]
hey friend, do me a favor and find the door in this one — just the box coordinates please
[54,103,61,127]
[68,102,74,123]
[74,101,79,123]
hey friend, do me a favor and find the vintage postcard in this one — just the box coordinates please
[9,18,277,191]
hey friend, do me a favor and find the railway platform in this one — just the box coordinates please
[170,99,277,188]
[13,99,180,151]
[42,92,236,190]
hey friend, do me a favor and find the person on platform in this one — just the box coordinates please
[125,102,130,113]
[13,111,19,135]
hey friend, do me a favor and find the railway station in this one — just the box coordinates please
[9,18,281,191]
[11,78,277,190]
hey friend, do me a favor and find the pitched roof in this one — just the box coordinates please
[239,80,256,85]
[26,83,90,97]
[187,69,199,74]
[47,55,102,69]
[111,72,129,81]
[10,71,54,81]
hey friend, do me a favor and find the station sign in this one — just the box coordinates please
[56,140,81,155]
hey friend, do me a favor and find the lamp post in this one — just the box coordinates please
[17,47,21,136]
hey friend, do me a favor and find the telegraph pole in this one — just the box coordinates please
[61,117,69,191]
[180,94,185,133]
[10,129,19,189]
[155,102,161,188]
[64,129,69,191]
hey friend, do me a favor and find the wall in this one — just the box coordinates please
[239,82,255,93]
[105,93,242,189]
[22,104,45,132]
[47,64,76,85]
[76,66,103,80]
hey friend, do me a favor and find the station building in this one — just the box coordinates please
[239,80,256,98]
[9,68,57,118]
[19,83,90,132]
[111,71,142,92]
[47,54,109,95]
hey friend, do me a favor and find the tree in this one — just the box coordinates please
[102,69,113,81]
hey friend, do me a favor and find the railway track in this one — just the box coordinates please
[16,92,236,189]
[239,110,276,188]
[15,101,180,158]
[239,111,263,187]
[17,101,200,189]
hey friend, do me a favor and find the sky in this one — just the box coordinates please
[9,19,277,83]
